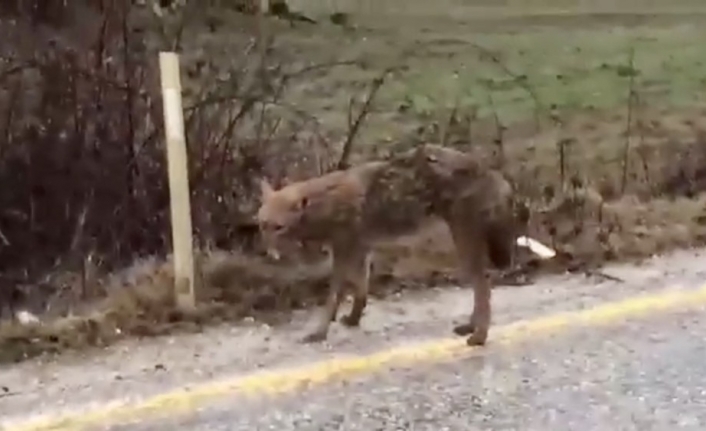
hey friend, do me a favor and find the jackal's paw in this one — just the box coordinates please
[339,314,361,327]
[465,331,488,347]
[300,331,328,344]
[452,322,475,336]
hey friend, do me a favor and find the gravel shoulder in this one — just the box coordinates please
[2,247,706,428]
[127,304,706,431]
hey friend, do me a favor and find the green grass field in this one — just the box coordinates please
[246,0,706,140]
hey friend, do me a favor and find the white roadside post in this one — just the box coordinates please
[159,51,196,310]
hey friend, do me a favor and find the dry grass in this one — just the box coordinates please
[4,176,705,365]
[3,187,705,364]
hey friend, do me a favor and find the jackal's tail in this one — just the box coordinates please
[486,196,531,269]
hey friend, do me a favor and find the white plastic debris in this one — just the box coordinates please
[516,236,556,259]
[15,310,40,325]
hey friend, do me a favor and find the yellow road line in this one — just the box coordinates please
[6,284,706,431]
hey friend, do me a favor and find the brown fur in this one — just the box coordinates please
[256,144,524,346]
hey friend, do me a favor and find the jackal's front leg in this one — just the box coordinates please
[300,241,370,343]
[301,271,344,343]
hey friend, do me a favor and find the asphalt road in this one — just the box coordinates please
[3,248,706,431]
[110,306,706,431]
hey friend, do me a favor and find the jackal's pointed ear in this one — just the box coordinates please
[259,178,275,198]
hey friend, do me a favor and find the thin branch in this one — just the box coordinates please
[336,65,398,170]
[439,104,458,146]
[170,0,198,52]
[485,89,505,168]
[69,201,90,253]
[584,269,625,283]
[557,138,574,189]
[620,46,637,195]
[0,227,9,247]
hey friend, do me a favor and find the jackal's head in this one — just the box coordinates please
[256,179,310,260]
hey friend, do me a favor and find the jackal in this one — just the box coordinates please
[257,144,525,346]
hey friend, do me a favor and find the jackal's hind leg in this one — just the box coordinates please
[330,290,344,322]
[448,219,492,346]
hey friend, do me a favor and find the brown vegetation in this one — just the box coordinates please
[2,0,706,363]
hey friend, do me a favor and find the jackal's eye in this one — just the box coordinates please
[265,222,286,233]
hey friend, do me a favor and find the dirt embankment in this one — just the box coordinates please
[2,2,706,364]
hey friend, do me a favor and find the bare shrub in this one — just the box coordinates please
[0,0,339,314]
